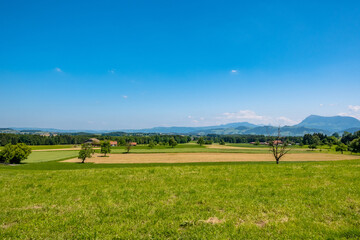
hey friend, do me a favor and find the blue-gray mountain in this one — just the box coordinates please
[2,115,360,136]
[294,115,360,133]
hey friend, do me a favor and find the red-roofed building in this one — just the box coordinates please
[110,141,117,146]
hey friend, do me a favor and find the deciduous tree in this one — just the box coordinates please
[335,143,348,154]
[100,141,111,156]
[197,137,205,146]
[78,143,94,163]
[0,143,32,164]
[269,128,291,164]
[169,137,177,148]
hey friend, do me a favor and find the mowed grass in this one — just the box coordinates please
[24,151,79,163]
[29,145,79,150]
[1,160,360,239]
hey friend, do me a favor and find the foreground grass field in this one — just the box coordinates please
[1,159,360,239]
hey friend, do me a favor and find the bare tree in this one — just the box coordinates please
[269,127,291,164]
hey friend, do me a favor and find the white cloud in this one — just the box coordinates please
[319,104,324,107]
[123,95,128,99]
[216,110,299,126]
[337,105,360,120]
[221,110,266,121]
[55,67,62,72]
[349,105,360,112]
[109,69,115,74]
[187,116,192,119]
[231,70,238,73]
[275,116,298,126]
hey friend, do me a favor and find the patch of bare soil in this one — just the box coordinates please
[62,152,359,164]
[1,222,17,229]
[255,220,267,227]
[201,217,224,224]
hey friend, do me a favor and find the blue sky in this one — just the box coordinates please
[1,0,359,130]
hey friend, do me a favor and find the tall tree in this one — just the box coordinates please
[125,142,133,153]
[169,137,177,148]
[78,143,94,163]
[197,137,205,146]
[100,141,111,156]
[269,127,291,164]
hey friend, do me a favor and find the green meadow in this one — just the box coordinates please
[1,143,360,239]
[24,151,79,163]
[1,159,360,239]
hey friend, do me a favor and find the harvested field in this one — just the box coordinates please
[63,152,359,164]
[207,144,312,151]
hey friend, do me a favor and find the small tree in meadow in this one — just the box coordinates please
[219,139,225,145]
[197,137,205,146]
[100,141,111,156]
[78,143,94,163]
[169,137,177,148]
[148,141,155,149]
[335,143,348,154]
[269,127,291,164]
[125,142,133,153]
[308,144,317,151]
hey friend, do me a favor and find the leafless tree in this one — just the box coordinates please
[269,127,291,164]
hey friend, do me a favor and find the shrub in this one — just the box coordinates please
[0,143,32,164]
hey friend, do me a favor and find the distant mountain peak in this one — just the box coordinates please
[295,115,360,133]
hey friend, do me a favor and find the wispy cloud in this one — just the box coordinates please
[55,67,62,72]
[216,110,298,126]
[349,105,360,112]
[230,70,238,73]
[123,95,128,99]
[109,69,115,74]
[337,105,360,119]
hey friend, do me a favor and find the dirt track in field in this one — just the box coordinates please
[33,148,99,152]
[63,153,360,164]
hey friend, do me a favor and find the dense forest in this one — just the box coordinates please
[0,133,301,146]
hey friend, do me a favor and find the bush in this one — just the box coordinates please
[0,143,32,164]
[349,138,360,153]
[335,143,348,154]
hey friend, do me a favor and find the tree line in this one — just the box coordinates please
[0,133,191,146]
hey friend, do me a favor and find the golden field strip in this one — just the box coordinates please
[63,152,360,164]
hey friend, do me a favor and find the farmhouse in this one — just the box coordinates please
[109,141,117,146]
[84,138,101,146]
[129,142,137,146]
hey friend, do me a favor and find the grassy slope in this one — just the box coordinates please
[1,160,360,239]
[24,151,79,163]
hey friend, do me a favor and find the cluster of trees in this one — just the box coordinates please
[0,133,191,146]
[0,133,90,146]
[0,143,32,164]
[195,135,302,144]
[302,131,360,154]
[196,137,213,146]
[100,135,190,146]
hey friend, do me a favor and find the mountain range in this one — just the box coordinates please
[1,115,360,136]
